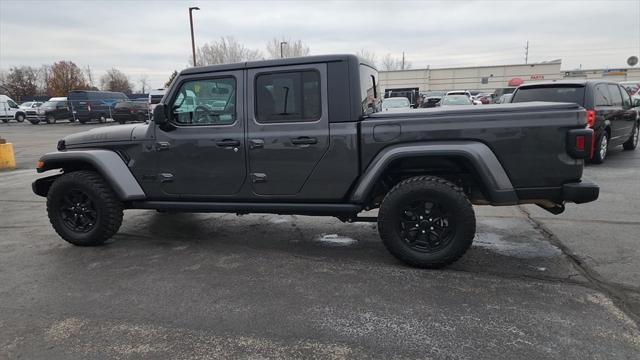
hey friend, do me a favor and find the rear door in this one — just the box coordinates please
[608,84,636,145]
[593,83,614,136]
[246,63,329,196]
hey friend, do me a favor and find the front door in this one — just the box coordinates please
[246,64,329,196]
[154,71,247,198]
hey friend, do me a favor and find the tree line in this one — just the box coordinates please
[0,37,411,102]
[0,61,137,102]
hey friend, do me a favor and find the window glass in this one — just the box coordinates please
[511,85,585,105]
[607,84,623,107]
[171,77,236,125]
[360,65,380,115]
[7,100,18,108]
[620,86,632,108]
[255,70,321,123]
[594,84,611,106]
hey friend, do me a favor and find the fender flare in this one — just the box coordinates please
[350,141,518,205]
[34,150,146,201]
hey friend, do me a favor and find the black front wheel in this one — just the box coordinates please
[623,122,639,150]
[47,171,123,246]
[378,176,476,268]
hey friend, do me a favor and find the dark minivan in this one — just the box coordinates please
[511,80,639,163]
[67,90,129,124]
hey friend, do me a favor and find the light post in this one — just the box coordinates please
[280,41,288,58]
[189,7,200,67]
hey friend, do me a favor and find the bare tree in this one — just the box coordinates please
[84,65,94,88]
[2,66,39,101]
[195,36,262,66]
[36,65,52,95]
[138,74,149,94]
[380,53,412,71]
[266,38,310,59]
[100,68,133,94]
[357,49,377,65]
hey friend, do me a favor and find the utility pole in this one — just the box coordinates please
[280,41,288,58]
[402,52,405,70]
[524,40,529,64]
[189,7,200,67]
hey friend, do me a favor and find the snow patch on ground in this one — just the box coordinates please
[315,234,358,246]
[473,232,561,258]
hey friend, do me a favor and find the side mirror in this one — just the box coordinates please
[153,104,168,125]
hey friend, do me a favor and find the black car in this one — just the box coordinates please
[33,54,598,269]
[68,90,129,124]
[28,100,72,125]
[511,80,639,163]
[112,100,149,124]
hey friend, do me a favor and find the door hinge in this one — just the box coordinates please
[250,173,267,183]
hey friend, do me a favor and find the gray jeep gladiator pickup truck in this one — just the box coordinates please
[32,54,599,268]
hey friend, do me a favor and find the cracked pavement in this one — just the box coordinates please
[1,122,639,359]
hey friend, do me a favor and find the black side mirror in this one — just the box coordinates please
[153,104,168,125]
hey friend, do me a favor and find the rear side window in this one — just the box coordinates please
[594,84,611,106]
[255,70,321,123]
[607,84,623,107]
[69,92,88,100]
[621,87,632,108]
[511,85,585,105]
[360,64,380,115]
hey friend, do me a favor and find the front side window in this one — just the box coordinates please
[7,100,18,109]
[620,86,632,108]
[255,70,321,123]
[171,77,236,126]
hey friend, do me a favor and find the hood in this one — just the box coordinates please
[64,123,148,147]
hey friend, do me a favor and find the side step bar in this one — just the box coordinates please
[130,201,362,216]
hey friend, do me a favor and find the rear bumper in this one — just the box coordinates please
[562,179,599,204]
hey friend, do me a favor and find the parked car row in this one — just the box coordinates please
[0,89,166,125]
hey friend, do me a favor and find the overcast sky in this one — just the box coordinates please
[1,0,639,89]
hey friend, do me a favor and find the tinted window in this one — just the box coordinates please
[7,100,18,108]
[620,86,632,108]
[171,77,236,126]
[68,92,87,100]
[594,84,611,106]
[607,84,623,107]
[511,85,585,105]
[255,70,321,123]
[360,65,380,115]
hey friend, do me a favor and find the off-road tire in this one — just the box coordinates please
[378,176,476,268]
[623,122,639,150]
[591,133,608,164]
[47,171,123,246]
[15,113,25,122]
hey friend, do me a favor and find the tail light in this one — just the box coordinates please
[567,128,594,160]
[585,110,595,128]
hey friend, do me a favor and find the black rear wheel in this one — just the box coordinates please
[592,133,608,164]
[47,171,123,246]
[378,176,476,268]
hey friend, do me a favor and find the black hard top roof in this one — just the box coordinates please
[180,54,372,75]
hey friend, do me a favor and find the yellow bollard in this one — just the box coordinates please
[0,139,17,170]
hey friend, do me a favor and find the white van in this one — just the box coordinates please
[148,88,165,113]
[0,95,27,123]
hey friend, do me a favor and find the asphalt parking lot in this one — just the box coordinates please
[1,121,639,359]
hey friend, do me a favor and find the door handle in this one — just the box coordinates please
[155,141,171,151]
[291,137,317,145]
[250,139,264,149]
[216,139,240,147]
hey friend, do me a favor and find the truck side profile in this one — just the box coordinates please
[32,55,599,268]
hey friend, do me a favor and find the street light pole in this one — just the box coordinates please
[280,41,288,58]
[189,7,200,67]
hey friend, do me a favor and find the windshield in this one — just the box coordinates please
[511,85,585,105]
[422,91,445,97]
[382,97,410,108]
[20,102,33,107]
[442,95,471,105]
[41,101,56,107]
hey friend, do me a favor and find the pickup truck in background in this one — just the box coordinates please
[32,55,599,268]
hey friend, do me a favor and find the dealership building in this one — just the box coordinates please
[378,60,640,94]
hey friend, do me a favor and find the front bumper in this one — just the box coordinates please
[562,179,599,204]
